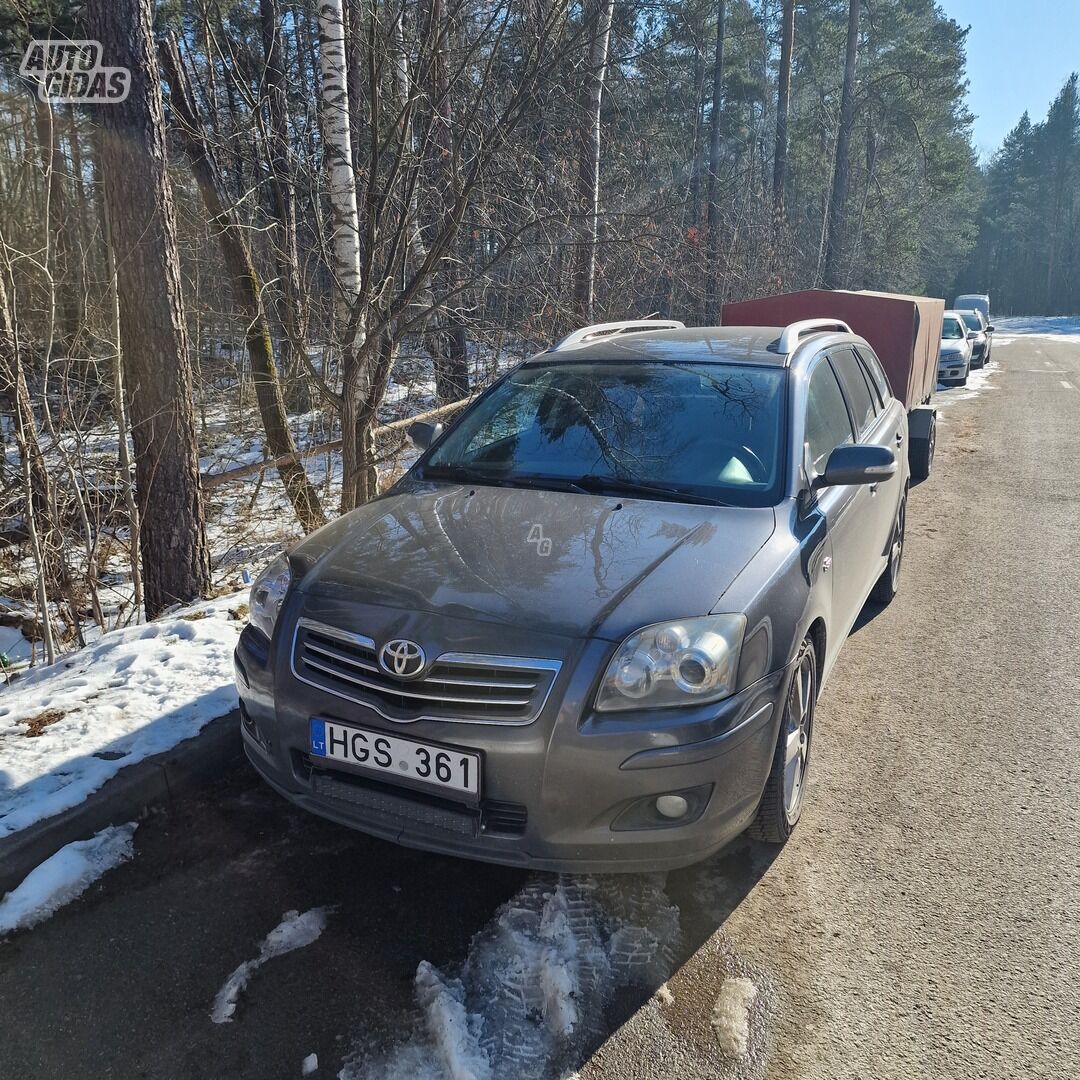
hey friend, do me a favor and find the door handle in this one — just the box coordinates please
[869,483,879,494]
[895,431,905,446]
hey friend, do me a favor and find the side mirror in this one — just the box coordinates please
[966,330,978,340]
[986,324,995,333]
[407,420,444,451]
[818,444,897,488]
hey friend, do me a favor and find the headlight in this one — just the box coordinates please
[249,553,291,640]
[595,615,746,712]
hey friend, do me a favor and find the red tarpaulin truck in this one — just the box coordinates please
[722,289,943,480]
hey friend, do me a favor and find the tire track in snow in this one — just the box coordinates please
[345,874,682,1080]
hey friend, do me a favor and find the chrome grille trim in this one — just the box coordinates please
[291,617,562,726]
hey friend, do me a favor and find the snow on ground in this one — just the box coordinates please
[991,314,1080,344]
[211,907,331,1024]
[0,590,246,839]
[301,1053,319,1076]
[347,875,680,1080]
[934,357,999,406]
[710,976,758,1059]
[0,821,136,935]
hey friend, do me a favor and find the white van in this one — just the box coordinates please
[953,293,990,321]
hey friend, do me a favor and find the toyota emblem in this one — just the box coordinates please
[379,638,426,679]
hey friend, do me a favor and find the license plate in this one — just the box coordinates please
[309,719,480,798]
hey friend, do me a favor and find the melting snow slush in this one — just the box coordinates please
[211,908,330,1023]
[349,874,680,1080]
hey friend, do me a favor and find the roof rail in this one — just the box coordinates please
[549,319,685,352]
[777,318,852,354]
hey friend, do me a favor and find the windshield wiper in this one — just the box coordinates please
[420,465,584,494]
[421,465,723,505]
[574,474,725,505]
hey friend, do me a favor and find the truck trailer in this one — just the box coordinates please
[721,288,944,480]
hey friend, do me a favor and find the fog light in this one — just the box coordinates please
[655,794,689,819]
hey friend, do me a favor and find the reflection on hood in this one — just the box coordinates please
[295,483,776,640]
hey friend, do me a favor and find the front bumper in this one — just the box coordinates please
[235,622,791,873]
[939,357,967,381]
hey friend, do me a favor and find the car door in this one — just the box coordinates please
[829,346,902,590]
[803,354,866,637]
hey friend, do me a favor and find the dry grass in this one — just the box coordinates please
[21,708,66,737]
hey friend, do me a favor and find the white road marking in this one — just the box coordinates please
[1062,381,1074,390]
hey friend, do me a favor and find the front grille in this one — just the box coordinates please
[292,618,561,725]
[310,770,479,837]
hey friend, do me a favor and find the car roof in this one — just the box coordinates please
[537,325,823,367]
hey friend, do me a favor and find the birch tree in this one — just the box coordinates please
[317,0,372,510]
[573,0,615,323]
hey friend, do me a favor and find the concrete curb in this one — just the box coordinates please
[0,709,244,897]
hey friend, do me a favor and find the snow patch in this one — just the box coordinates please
[711,976,757,1059]
[301,1052,319,1076]
[0,591,246,839]
[935,359,999,406]
[211,907,330,1024]
[350,875,680,1080]
[994,315,1080,342]
[0,822,136,934]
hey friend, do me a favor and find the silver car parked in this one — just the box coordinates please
[236,319,909,872]
[939,311,973,386]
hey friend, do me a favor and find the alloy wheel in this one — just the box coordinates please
[782,650,816,822]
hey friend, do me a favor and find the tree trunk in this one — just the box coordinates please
[822,0,860,288]
[0,262,57,663]
[32,95,82,353]
[317,0,372,511]
[704,0,727,323]
[160,35,326,534]
[572,0,615,323]
[772,0,794,222]
[87,0,211,618]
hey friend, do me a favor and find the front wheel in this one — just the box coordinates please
[749,637,817,844]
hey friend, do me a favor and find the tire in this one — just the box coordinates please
[959,372,969,386]
[870,488,907,604]
[749,637,817,844]
[909,413,935,481]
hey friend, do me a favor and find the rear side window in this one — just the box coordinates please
[830,348,878,435]
[856,346,892,404]
[805,360,855,471]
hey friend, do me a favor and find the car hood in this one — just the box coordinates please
[293,481,776,641]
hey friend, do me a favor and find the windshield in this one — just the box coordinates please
[421,361,787,507]
[960,312,982,331]
[942,317,965,339]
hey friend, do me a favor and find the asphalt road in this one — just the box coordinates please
[1,330,1076,1079]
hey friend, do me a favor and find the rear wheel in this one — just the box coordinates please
[871,489,907,604]
[749,637,817,844]
[909,412,936,481]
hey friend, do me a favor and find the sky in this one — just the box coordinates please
[938,0,1080,160]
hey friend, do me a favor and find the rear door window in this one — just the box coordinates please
[805,360,855,471]
[830,347,878,436]
[855,346,892,405]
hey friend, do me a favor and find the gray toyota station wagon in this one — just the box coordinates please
[235,318,908,872]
